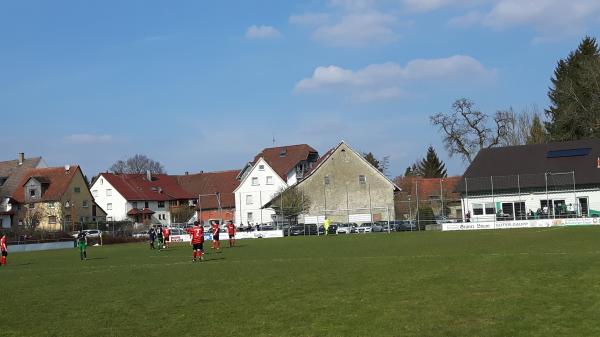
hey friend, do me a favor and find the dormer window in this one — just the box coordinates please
[29,189,36,198]
[280,148,287,157]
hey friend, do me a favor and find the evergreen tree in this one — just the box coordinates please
[362,152,381,171]
[546,36,600,141]
[526,114,547,144]
[417,146,447,178]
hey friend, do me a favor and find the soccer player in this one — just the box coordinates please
[211,221,221,251]
[156,225,164,250]
[188,222,204,262]
[148,227,156,250]
[162,226,170,249]
[226,221,236,248]
[76,231,88,261]
[0,233,7,266]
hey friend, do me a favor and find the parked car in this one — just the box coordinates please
[132,232,149,239]
[336,223,356,234]
[327,223,338,234]
[71,229,103,238]
[289,225,306,236]
[372,221,390,232]
[392,220,417,232]
[259,224,275,231]
[356,223,373,233]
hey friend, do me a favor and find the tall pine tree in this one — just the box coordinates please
[417,146,447,178]
[546,36,600,141]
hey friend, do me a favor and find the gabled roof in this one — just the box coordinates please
[299,141,400,191]
[175,170,240,209]
[13,165,81,203]
[455,139,600,193]
[397,176,461,198]
[252,144,318,181]
[101,173,195,201]
[0,157,43,199]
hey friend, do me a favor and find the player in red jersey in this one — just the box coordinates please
[162,226,170,249]
[226,221,236,248]
[188,222,204,262]
[1,233,7,266]
[211,221,221,251]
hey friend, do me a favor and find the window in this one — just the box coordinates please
[107,203,113,211]
[48,216,57,224]
[473,203,484,215]
[324,176,331,185]
[82,200,89,208]
[46,202,55,209]
[100,178,104,185]
[251,177,259,186]
[106,189,112,197]
[246,195,253,205]
[158,201,165,208]
[359,175,367,184]
[484,203,495,215]
[92,190,98,197]
[144,201,149,209]
[29,189,36,197]
[247,212,254,221]
[74,187,81,193]
[132,202,138,209]
[266,176,273,185]
[259,165,265,171]
[107,216,113,221]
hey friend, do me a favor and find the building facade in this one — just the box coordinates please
[234,144,319,226]
[91,172,195,226]
[292,141,399,224]
[455,139,600,223]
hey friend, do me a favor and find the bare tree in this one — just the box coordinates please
[430,98,512,163]
[110,154,165,174]
[270,187,311,224]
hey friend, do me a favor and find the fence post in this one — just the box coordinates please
[415,180,420,230]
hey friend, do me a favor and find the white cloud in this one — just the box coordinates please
[295,55,495,101]
[245,25,282,39]
[313,11,399,47]
[64,134,113,144]
[448,10,484,27]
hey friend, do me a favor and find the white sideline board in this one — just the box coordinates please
[441,217,600,231]
[349,214,372,222]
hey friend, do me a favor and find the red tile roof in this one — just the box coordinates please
[175,170,240,209]
[101,173,195,201]
[13,166,81,203]
[253,144,318,181]
[395,176,461,199]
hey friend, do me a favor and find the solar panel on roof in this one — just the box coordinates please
[546,148,591,158]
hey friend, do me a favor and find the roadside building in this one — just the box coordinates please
[285,141,399,225]
[175,170,240,226]
[456,139,600,223]
[234,144,319,226]
[0,153,45,228]
[12,165,106,231]
[90,171,195,226]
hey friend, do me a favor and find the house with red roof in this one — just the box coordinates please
[90,171,196,226]
[234,144,319,226]
[175,170,240,226]
[12,165,106,231]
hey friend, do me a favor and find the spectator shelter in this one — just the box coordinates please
[455,139,600,223]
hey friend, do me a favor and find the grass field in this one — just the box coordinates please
[2,227,600,337]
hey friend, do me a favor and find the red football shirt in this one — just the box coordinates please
[211,223,219,235]
[189,226,204,244]
[163,227,170,237]
[0,236,6,252]
[226,223,236,235]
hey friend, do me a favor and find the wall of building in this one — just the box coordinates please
[235,158,287,225]
[461,188,600,222]
[297,143,396,224]
[91,176,129,221]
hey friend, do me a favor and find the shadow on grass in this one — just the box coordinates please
[85,257,108,261]
[203,257,225,263]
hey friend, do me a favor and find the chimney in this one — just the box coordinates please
[18,152,24,165]
[146,170,152,181]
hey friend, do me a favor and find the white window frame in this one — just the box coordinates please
[246,195,253,205]
[107,203,113,211]
[247,212,253,222]
[82,200,89,208]
[266,176,273,185]
[92,190,98,197]
[359,175,367,184]
[106,189,112,197]
[251,177,259,186]
[258,165,265,171]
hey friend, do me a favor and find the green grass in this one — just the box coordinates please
[2,227,600,337]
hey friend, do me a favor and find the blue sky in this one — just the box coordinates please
[1,0,599,178]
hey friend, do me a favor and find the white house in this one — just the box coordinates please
[456,139,600,223]
[91,171,196,226]
[234,144,319,226]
